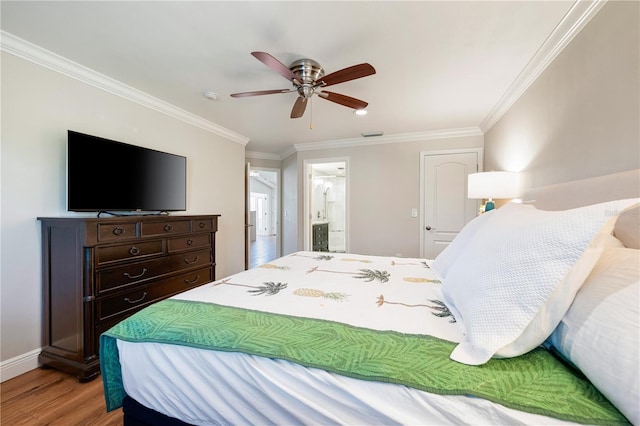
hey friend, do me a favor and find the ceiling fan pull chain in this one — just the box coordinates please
[309,96,313,130]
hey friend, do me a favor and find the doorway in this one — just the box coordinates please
[248,167,280,268]
[304,159,348,253]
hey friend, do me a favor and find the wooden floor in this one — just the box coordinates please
[249,234,277,268]
[0,238,275,425]
[1,367,122,425]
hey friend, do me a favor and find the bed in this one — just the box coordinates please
[101,169,639,425]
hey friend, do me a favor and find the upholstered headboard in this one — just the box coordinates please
[522,169,639,249]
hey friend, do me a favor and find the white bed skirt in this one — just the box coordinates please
[118,340,580,426]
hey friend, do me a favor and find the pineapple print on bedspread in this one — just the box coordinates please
[293,288,350,302]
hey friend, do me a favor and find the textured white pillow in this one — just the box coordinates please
[442,198,638,366]
[549,247,639,425]
[613,204,640,249]
[432,209,497,278]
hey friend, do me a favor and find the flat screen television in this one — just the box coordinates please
[67,130,187,212]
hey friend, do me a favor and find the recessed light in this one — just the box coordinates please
[354,109,367,116]
[203,91,220,101]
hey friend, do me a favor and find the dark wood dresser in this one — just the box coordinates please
[38,214,219,382]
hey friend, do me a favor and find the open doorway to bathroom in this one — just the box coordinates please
[305,160,348,253]
[249,167,280,268]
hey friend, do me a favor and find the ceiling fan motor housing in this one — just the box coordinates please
[290,59,324,98]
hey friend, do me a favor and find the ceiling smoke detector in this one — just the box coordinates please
[203,91,220,101]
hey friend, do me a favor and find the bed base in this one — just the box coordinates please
[123,395,191,426]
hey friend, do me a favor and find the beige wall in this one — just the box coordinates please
[0,53,246,374]
[485,1,639,189]
[281,153,299,255]
[246,157,282,170]
[294,135,483,257]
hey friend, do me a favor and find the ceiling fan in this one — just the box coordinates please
[230,52,376,119]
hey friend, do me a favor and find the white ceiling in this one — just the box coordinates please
[1,1,583,156]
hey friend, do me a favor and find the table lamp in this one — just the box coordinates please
[468,171,522,212]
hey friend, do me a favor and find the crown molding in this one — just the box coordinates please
[246,127,483,160]
[245,151,282,161]
[480,0,607,133]
[293,127,483,153]
[1,30,250,146]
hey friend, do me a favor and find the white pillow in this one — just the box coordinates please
[549,247,639,425]
[613,204,640,249]
[432,209,496,278]
[442,198,638,366]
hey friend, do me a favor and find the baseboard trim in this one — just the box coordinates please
[0,348,41,382]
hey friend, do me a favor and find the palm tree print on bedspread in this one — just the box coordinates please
[403,277,441,284]
[213,278,288,296]
[291,253,334,261]
[292,253,373,263]
[390,260,431,268]
[306,266,390,283]
[376,295,456,323]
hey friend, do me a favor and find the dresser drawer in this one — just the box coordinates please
[141,220,190,237]
[96,249,212,294]
[168,234,211,253]
[96,240,164,265]
[192,218,216,233]
[96,267,213,322]
[97,222,137,242]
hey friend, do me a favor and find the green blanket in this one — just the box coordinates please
[100,299,628,424]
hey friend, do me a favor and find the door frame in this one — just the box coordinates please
[246,165,281,267]
[254,166,281,256]
[419,148,483,258]
[303,157,350,252]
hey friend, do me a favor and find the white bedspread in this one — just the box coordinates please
[117,252,582,425]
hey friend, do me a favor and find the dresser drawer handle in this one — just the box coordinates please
[186,239,194,246]
[123,268,147,280]
[124,292,147,304]
[184,256,200,265]
[199,222,206,229]
[184,275,200,285]
[113,227,125,236]
[164,224,173,232]
[129,246,141,256]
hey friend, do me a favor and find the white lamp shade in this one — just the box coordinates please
[468,171,522,199]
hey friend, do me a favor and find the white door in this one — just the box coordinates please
[421,150,480,259]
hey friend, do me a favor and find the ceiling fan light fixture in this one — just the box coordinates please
[354,109,367,116]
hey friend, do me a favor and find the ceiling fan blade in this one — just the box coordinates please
[318,91,368,110]
[318,63,376,87]
[251,51,300,84]
[230,89,294,98]
[290,97,307,118]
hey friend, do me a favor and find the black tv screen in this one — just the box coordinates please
[67,130,187,212]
